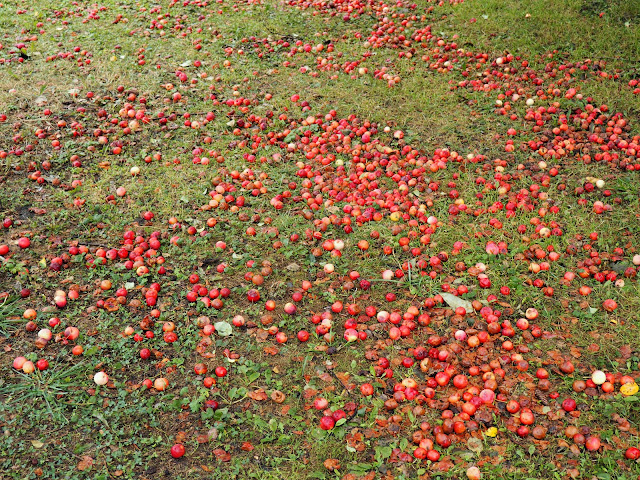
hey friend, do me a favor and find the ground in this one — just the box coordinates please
[1,0,640,479]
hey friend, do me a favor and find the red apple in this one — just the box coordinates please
[319,416,335,430]
[170,444,185,458]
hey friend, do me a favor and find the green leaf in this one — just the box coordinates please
[311,428,327,440]
[269,419,278,432]
[349,463,373,474]
[84,346,100,356]
[399,437,409,451]
[201,408,215,420]
[375,446,392,461]
[215,321,233,337]
[189,397,202,412]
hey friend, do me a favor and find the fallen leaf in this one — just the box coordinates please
[214,321,232,336]
[620,345,632,358]
[77,456,94,471]
[248,389,268,401]
[303,388,317,399]
[439,292,473,313]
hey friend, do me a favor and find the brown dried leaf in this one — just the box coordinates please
[256,330,269,342]
[364,428,380,438]
[303,388,317,399]
[77,456,94,471]
[620,345,632,359]
[248,389,268,401]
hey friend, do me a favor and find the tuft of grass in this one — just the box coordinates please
[0,296,23,337]
[0,362,90,423]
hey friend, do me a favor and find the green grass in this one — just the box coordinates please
[0,0,640,478]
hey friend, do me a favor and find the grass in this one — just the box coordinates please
[0,0,640,478]
[0,296,24,337]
